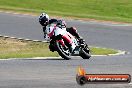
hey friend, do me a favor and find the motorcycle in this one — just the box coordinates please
[45,23,91,60]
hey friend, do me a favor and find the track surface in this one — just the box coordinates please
[0,12,132,88]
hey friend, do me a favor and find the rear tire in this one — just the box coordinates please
[56,41,71,60]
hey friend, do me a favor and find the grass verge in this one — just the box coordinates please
[0,0,132,23]
[0,37,118,59]
[0,37,58,59]
[90,47,118,55]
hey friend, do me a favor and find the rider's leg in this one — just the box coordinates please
[66,27,80,39]
[66,27,85,44]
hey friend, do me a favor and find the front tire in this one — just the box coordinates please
[56,41,71,60]
[80,45,91,59]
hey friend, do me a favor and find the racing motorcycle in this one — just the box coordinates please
[46,23,91,60]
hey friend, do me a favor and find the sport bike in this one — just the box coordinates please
[46,23,91,60]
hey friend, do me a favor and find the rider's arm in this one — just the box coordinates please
[43,26,47,38]
[56,20,66,28]
[43,26,51,41]
[49,19,66,28]
[49,19,58,24]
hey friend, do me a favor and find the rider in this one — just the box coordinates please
[39,13,83,51]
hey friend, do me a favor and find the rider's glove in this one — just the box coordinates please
[57,20,66,28]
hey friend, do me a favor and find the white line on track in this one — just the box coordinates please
[0,57,61,60]
[129,82,132,85]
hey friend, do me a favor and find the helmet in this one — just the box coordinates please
[39,13,49,26]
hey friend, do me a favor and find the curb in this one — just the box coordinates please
[0,34,48,43]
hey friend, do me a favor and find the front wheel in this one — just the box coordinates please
[80,44,91,59]
[55,41,71,60]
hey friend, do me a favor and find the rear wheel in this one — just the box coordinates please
[56,41,71,60]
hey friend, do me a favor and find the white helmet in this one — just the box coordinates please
[39,13,49,26]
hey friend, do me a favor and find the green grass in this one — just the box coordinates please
[0,37,59,59]
[0,37,118,59]
[90,47,117,55]
[0,0,132,23]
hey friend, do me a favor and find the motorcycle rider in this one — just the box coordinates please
[39,13,83,51]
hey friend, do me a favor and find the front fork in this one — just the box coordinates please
[56,40,65,47]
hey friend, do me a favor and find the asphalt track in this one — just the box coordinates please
[0,12,132,88]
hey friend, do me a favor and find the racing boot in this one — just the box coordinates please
[78,37,85,46]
